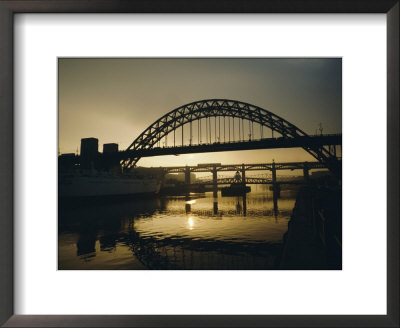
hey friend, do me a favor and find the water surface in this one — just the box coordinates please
[58,186,296,270]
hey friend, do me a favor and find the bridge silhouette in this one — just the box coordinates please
[163,161,331,174]
[122,99,341,176]
[195,177,303,186]
[62,99,342,177]
[118,135,341,159]
[163,160,336,187]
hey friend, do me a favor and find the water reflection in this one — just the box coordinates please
[58,188,297,270]
[187,216,195,230]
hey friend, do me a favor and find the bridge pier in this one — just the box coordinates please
[213,200,218,215]
[242,194,247,216]
[272,160,280,198]
[185,203,191,213]
[241,164,246,187]
[185,166,191,185]
[273,190,278,217]
[212,165,218,197]
[185,194,191,213]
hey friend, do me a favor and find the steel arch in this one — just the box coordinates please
[123,99,340,174]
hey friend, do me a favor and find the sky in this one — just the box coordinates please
[58,58,341,168]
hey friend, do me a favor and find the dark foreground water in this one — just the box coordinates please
[58,186,297,270]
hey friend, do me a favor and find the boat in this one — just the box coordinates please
[221,183,251,196]
[58,171,161,200]
[220,170,251,196]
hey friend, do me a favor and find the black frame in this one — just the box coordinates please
[0,0,398,327]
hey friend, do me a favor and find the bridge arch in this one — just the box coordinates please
[123,99,340,174]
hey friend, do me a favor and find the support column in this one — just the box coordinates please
[242,193,247,217]
[241,164,246,187]
[213,200,218,215]
[272,160,277,186]
[212,165,218,196]
[273,190,278,218]
[184,166,191,194]
[272,160,280,198]
[185,166,191,185]
[185,193,191,213]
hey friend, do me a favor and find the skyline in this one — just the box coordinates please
[58,58,342,167]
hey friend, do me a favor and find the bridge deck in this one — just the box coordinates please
[120,135,341,160]
[162,160,338,173]
[194,177,304,185]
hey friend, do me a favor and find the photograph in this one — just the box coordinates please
[1,1,397,326]
[58,58,342,270]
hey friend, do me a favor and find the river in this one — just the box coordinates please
[58,186,297,270]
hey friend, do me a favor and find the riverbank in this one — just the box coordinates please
[279,181,342,270]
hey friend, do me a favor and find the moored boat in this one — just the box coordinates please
[221,183,251,196]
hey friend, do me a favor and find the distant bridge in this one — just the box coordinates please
[163,160,333,174]
[163,160,337,187]
[195,177,303,185]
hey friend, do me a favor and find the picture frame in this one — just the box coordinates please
[0,0,398,327]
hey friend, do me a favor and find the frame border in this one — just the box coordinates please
[0,1,398,327]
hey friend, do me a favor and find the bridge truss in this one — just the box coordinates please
[123,99,341,175]
[163,161,330,174]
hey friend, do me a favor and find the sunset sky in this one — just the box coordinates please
[58,58,341,168]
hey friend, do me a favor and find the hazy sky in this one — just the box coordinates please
[58,58,341,167]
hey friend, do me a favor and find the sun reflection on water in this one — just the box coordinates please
[187,216,195,230]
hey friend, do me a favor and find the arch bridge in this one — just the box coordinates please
[122,99,341,176]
